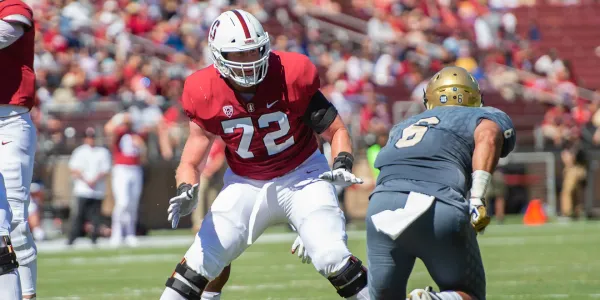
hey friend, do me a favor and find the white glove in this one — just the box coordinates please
[290,236,311,264]
[318,169,364,188]
[470,197,491,234]
[167,183,199,229]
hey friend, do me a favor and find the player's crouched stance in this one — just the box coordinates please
[159,10,369,300]
[366,67,516,300]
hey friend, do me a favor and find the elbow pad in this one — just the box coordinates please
[302,91,338,134]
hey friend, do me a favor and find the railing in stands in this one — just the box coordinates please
[304,7,368,33]
[490,62,597,103]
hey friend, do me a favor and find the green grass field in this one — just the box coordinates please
[38,220,600,300]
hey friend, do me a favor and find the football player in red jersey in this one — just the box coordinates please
[0,1,37,299]
[104,112,146,247]
[160,9,370,300]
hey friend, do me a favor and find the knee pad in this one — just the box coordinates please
[327,256,368,298]
[165,259,209,300]
[298,208,349,275]
[0,236,18,276]
[9,221,37,265]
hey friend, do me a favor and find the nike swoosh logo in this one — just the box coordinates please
[1,141,12,145]
[266,100,279,109]
[306,169,319,174]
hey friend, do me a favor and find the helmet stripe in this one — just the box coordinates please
[232,10,251,39]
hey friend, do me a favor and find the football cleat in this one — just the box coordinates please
[407,286,438,300]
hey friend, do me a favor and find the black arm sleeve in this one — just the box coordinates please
[301,90,338,134]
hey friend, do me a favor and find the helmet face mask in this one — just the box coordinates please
[208,10,271,88]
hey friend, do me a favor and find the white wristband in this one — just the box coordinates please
[470,170,492,199]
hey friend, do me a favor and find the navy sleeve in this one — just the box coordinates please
[481,107,516,158]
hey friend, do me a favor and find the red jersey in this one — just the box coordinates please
[112,125,143,166]
[181,51,320,180]
[0,0,35,109]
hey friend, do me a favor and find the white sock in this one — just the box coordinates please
[201,291,221,300]
[0,270,22,300]
[346,286,370,300]
[159,287,187,300]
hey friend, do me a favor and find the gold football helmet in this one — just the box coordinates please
[423,66,482,109]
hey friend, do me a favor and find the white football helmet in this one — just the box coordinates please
[208,10,271,87]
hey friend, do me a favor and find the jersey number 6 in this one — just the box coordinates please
[221,111,295,159]
[395,116,440,148]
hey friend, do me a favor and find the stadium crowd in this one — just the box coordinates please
[25,0,600,240]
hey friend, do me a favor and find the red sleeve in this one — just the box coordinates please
[0,1,33,26]
[181,77,214,133]
[112,125,128,150]
[114,125,127,139]
[291,56,320,115]
[300,58,320,98]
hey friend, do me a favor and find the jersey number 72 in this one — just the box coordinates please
[395,117,440,148]
[221,111,295,159]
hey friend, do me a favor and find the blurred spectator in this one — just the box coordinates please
[487,170,507,224]
[527,20,541,42]
[559,144,587,219]
[105,113,145,247]
[541,104,575,147]
[367,8,397,44]
[67,127,111,245]
[366,130,388,181]
[359,84,391,134]
[28,183,46,241]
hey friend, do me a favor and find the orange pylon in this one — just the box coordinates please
[523,199,547,226]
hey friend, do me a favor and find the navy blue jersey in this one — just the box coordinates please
[373,106,516,204]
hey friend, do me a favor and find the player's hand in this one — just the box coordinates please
[290,236,311,264]
[167,183,199,229]
[470,197,491,234]
[318,169,364,188]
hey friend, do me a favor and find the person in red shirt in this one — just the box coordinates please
[104,112,146,247]
[0,1,38,299]
[160,10,369,300]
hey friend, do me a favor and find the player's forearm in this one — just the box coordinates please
[176,163,200,187]
[328,127,352,158]
[471,125,503,200]
[320,117,353,158]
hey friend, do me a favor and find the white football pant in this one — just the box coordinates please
[179,150,352,279]
[0,269,22,300]
[0,163,21,300]
[111,165,143,243]
[0,107,37,297]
